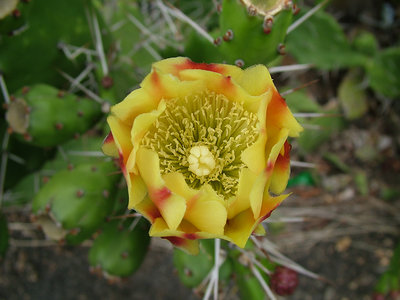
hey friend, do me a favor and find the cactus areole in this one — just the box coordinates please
[241,0,294,17]
[102,57,303,254]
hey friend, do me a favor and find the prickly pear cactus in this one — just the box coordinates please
[89,218,150,279]
[173,240,233,288]
[185,0,296,66]
[0,0,96,93]
[31,161,120,244]
[5,84,102,147]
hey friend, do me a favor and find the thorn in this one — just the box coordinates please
[213,37,222,46]
[12,9,21,18]
[223,29,234,41]
[58,239,66,246]
[118,224,124,231]
[42,176,49,184]
[91,166,98,172]
[77,111,83,117]
[76,189,85,198]
[101,76,114,89]
[103,190,109,198]
[67,164,74,170]
[55,123,63,130]
[216,3,222,13]
[7,127,13,134]
[24,106,31,114]
[247,5,257,16]
[121,252,129,259]
[235,59,245,68]
[22,86,30,94]
[10,95,15,101]
[45,203,51,213]
[74,133,80,140]
[277,43,286,55]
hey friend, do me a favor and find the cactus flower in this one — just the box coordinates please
[102,57,302,254]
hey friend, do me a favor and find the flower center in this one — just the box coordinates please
[141,91,259,198]
[188,145,216,177]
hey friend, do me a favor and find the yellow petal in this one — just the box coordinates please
[101,131,118,158]
[235,64,274,96]
[253,224,266,236]
[111,88,157,126]
[135,196,161,223]
[162,172,197,200]
[141,68,206,101]
[224,209,257,248]
[127,173,147,209]
[107,115,132,171]
[153,56,242,79]
[185,185,227,235]
[126,100,166,173]
[270,142,291,195]
[249,172,268,219]
[136,147,187,230]
[228,168,258,219]
[267,90,303,137]
[241,94,270,173]
[259,193,289,222]
[179,69,264,114]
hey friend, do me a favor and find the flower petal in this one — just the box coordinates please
[178,69,264,113]
[228,168,258,219]
[269,142,291,195]
[127,173,147,209]
[106,115,132,168]
[153,56,242,78]
[135,196,161,222]
[185,185,227,235]
[126,100,166,173]
[267,90,303,137]
[136,147,186,230]
[101,131,118,158]
[235,64,274,96]
[141,68,206,102]
[224,209,256,248]
[111,88,157,126]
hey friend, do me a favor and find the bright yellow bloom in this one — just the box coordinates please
[103,57,302,254]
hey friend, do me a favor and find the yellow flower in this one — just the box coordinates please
[102,57,302,254]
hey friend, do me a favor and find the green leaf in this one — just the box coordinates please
[367,47,400,99]
[286,10,366,69]
[338,69,369,120]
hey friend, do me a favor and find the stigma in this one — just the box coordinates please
[188,145,216,177]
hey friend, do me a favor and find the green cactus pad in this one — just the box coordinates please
[173,239,232,288]
[218,0,293,65]
[32,161,120,244]
[6,84,102,147]
[88,218,150,278]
